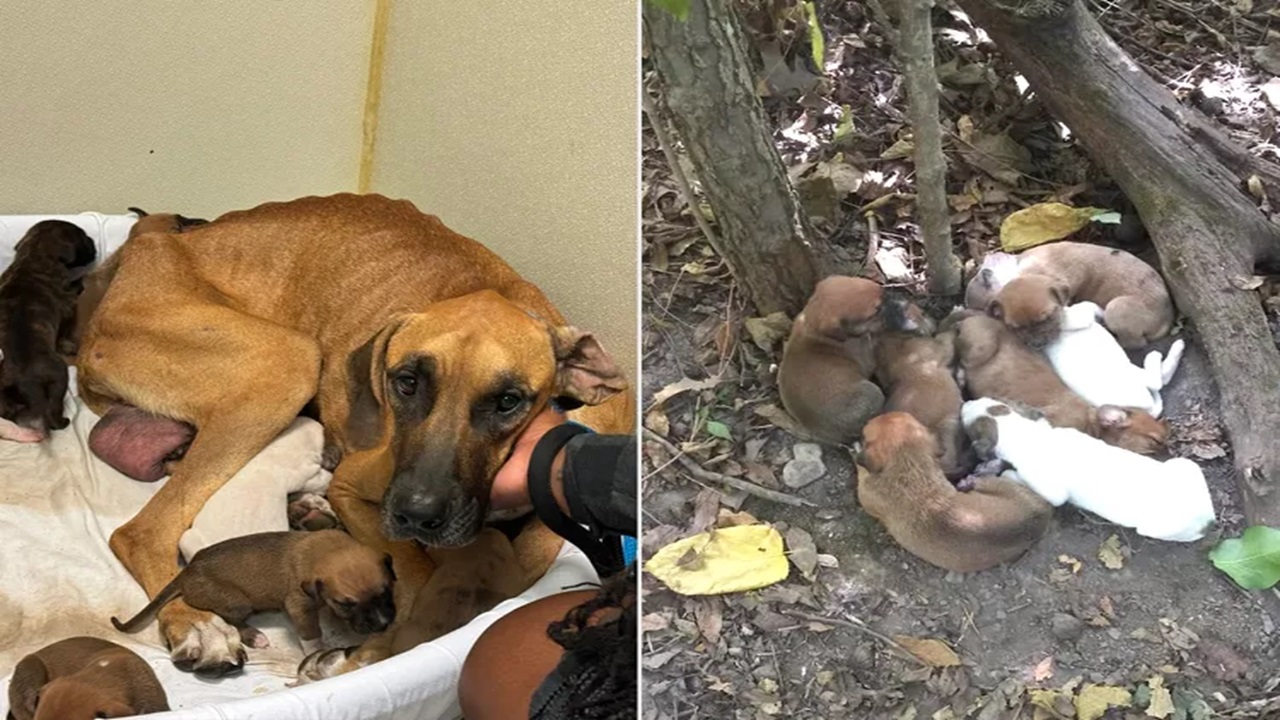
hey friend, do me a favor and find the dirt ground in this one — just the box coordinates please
[640,0,1280,717]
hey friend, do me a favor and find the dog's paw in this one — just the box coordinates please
[953,475,978,493]
[321,444,343,472]
[161,602,246,677]
[288,493,342,531]
[238,626,270,649]
[292,646,358,686]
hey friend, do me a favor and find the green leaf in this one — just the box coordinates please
[833,104,855,142]
[647,0,691,21]
[803,1,825,70]
[1090,211,1122,225]
[706,420,733,440]
[1209,525,1280,589]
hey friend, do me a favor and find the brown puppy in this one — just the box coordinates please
[986,241,1173,349]
[778,276,887,443]
[953,313,1167,454]
[0,221,96,443]
[8,637,168,720]
[112,530,395,655]
[77,193,633,676]
[874,326,971,479]
[857,412,1051,573]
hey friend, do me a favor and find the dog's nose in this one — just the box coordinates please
[392,494,450,534]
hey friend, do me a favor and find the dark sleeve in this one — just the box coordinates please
[559,433,637,537]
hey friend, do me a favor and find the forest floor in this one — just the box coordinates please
[640,0,1280,718]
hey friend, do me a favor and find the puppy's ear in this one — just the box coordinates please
[11,654,49,717]
[301,579,323,601]
[549,327,627,407]
[1050,282,1071,306]
[1097,405,1131,429]
[383,553,396,582]
[345,317,408,450]
[986,300,1004,321]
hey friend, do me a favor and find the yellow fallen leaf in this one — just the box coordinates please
[1145,676,1174,719]
[1074,684,1131,720]
[1028,688,1064,712]
[999,203,1109,252]
[646,525,789,595]
[1098,534,1125,570]
[892,636,962,667]
[1058,554,1083,574]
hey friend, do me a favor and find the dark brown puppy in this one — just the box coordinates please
[0,221,96,443]
[953,313,1167,454]
[112,530,395,654]
[778,276,887,443]
[857,412,1052,573]
[874,325,972,479]
[8,636,168,720]
[987,241,1173,349]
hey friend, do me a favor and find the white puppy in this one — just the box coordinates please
[961,397,1214,542]
[1043,302,1184,417]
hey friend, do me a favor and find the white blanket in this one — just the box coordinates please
[0,213,598,720]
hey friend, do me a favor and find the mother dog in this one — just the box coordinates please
[77,194,634,676]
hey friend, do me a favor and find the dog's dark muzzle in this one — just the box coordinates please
[351,587,396,635]
[381,472,484,547]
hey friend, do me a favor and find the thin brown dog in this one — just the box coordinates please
[953,313,1167,454]
[0,221,96,442]
[76,193,634,677]
[111,530,395,656]
[873,327,972,479]
[857,412,1052,573]
[778,276,887,443]
[7,637,169,720]
[986,241,1174,349]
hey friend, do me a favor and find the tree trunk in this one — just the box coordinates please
[644,0,832,315]
[955,0,1280,528]
[897,0,961,295]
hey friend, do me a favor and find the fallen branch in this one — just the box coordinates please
[642,428,817,507]
[779,608,928,667]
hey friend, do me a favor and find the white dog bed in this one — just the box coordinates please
[0,213,597,720]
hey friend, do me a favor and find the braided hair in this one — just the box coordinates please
[529,563,637,719]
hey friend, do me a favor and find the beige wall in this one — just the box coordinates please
[372,1,639,380]
[0,0,638,379]
[0,3,372,218]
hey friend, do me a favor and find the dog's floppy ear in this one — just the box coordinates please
[1050,282,1071,306]
[1097,405,1131,429]
[345,317,408,450]
[549,326,626,407]
[302,579,323,601]
[11,653,49,718]
[986,299,1005,321]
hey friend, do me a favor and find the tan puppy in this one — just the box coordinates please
[77,194,633,676]
[986,242,1174,349]
[857,412,1052,572]
[778,276,887,443]
[112,530,395,656]
[953,313,1167,455]
[874,327,971,479]
[8,637,168,720]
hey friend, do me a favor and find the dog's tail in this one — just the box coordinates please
[111,576,184,633]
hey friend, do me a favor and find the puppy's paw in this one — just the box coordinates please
[953,475,978,493]
[238,626,270,649]
[161,602,246,677]
[292,646,358,686]
[288,493,342,531]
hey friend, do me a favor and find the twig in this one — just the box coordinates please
[643,428,817,507]
[864,211,881,276]
[642,89,721,252]
[778,609,928,667]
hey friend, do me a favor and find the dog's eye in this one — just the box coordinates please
[393,374,418,396]
[495,392,523,414]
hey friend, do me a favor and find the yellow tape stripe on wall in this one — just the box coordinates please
[358,0,392,193]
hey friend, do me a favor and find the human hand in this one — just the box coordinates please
[490,407,568,512]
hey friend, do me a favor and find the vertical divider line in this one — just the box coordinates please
[358,0,392,193]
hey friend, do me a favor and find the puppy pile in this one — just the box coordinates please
[777,241,1215,574]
